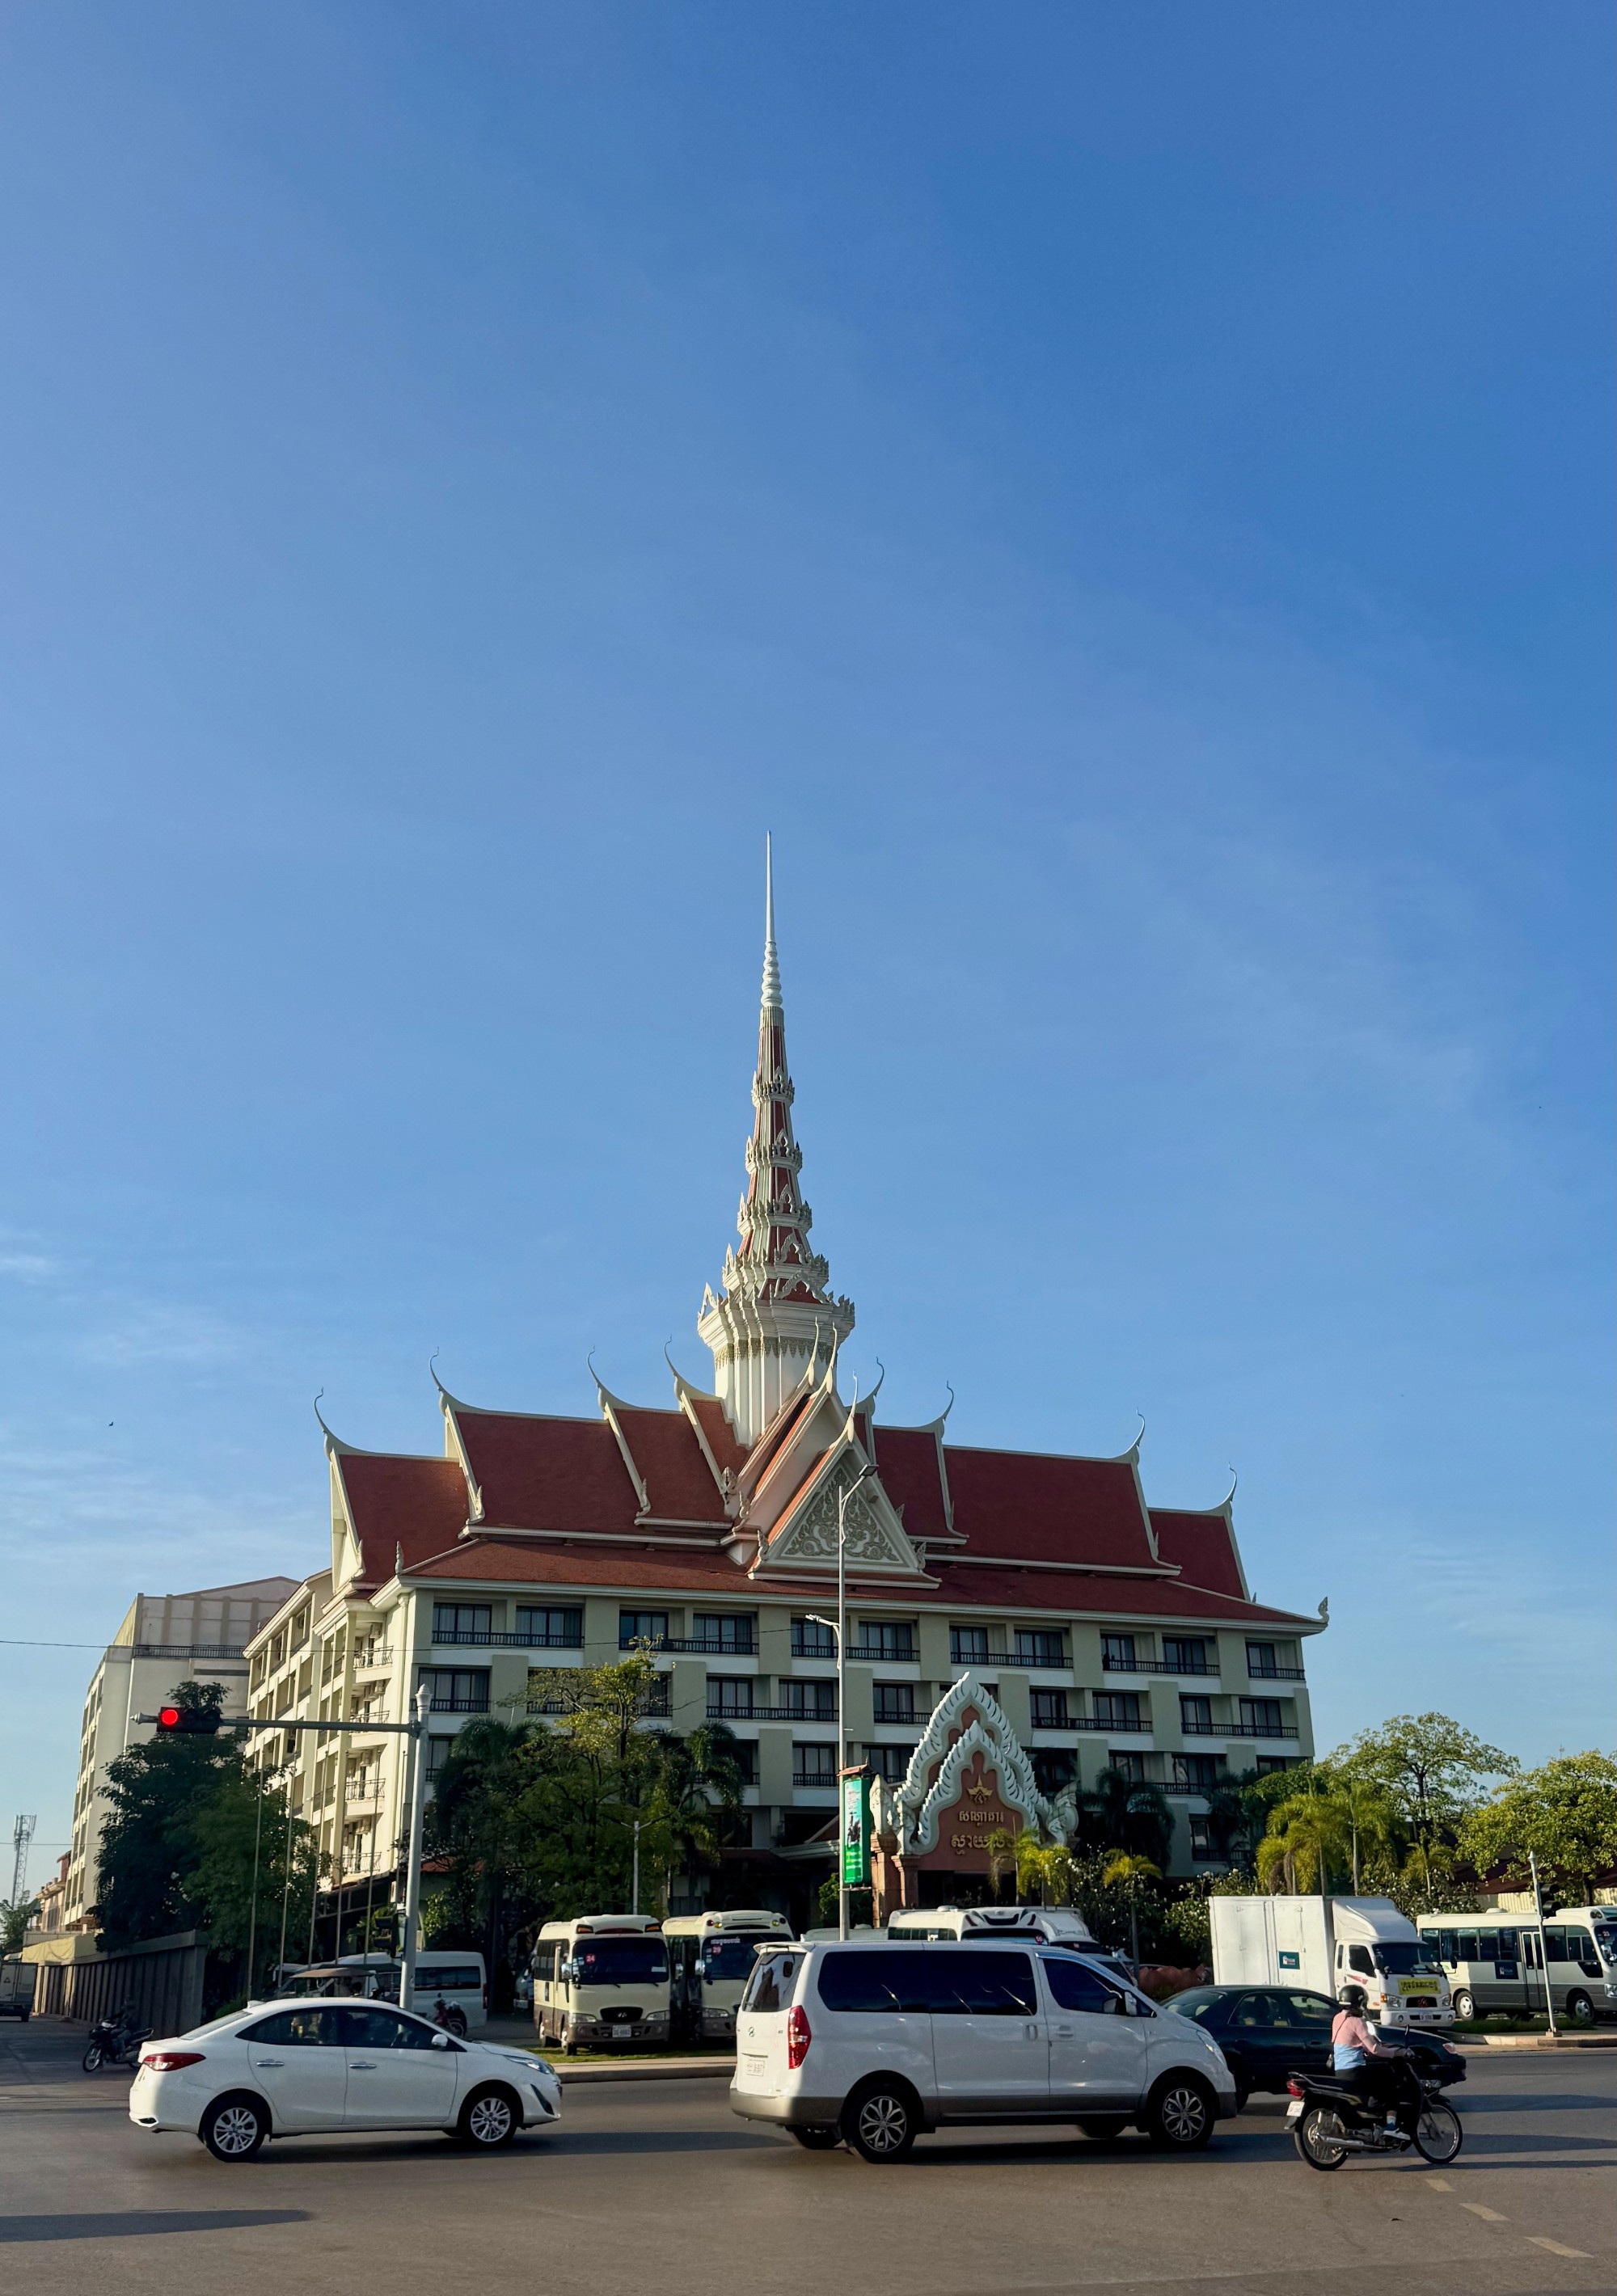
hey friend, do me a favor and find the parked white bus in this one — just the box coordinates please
[533,1916,669,2051]
[1416,1910,1617,2026]
[665,1910,793,2041]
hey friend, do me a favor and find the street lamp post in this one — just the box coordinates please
[399,1683,432,2012]
[808,1458,874,1941]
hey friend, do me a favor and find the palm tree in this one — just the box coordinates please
[1256,1792,1353,1895]
[1101,1852,1162,1963]
[648,1721,748,1905]
[1015,1837,1074,1906]
[1079,1767,1175,1868]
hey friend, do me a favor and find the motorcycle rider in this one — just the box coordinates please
[1332,1983,1409,2121]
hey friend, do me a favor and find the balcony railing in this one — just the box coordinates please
[433,1629,585,1648]
[1103,1656,1214,1675]
[707,1701,838,1723]
[133,1643,247,1660]
[1248,1663,1306,1680]
[792,1768,838,1789]
[951,1648,1070,1670]
[1182,1720,1298,1739]
[662,1635,756,1656]
[427,1695,490,1714]
[848,1643,915,1663]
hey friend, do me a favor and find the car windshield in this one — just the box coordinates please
[1374,1943,1442,1976]
[1162,1990,1221,2021]
[571,1939,669,1986]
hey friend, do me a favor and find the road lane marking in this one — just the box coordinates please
[1527,2239,1593,2258]
[1460,2204,1507,2221]
[1423,2178,1452,2191]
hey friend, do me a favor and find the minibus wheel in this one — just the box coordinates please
[1451,1990,1476,2022]
[1565,1991,1594,2025]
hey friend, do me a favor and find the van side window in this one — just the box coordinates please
[1041,1958,1121,2016]
[816,1951,931,2014]
[927,1950,1037,2016]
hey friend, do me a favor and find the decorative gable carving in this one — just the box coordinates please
[888,1671,1062,1852]
[758,1443,926,1579]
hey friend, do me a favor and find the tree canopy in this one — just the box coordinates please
[1461,1753,1617,1906]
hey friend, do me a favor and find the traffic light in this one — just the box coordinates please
[154,1704,222,1735]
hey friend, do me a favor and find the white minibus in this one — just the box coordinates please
[665,1910,794,2040]
[533,1916,669,2051]
[1416,1910,1617,2025]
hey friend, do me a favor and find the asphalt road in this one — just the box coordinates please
[2,2021,1614,2296]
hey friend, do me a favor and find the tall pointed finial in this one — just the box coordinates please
[761,833,782,1012]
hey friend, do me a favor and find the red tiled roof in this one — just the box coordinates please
[684,1392,747,1480]
[940,1447,1159,1572]
[337,1454,470,1581]
[407,1537,823,1596]
[870,1425,955,1543]
[1150,1509,1248,1601]
[451,1408,643,1534]
[927,1560,1313,1628]
[613,1404,728,1523]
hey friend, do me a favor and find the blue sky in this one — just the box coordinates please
[1,3,1611,1868]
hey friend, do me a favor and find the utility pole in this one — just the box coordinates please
[9,1815,36,1907]
[1530,1850,1557,2038]
[631,1818,641,1917]
[399,1684,432,2012]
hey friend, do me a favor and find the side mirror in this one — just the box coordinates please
[431,2030,450,2049]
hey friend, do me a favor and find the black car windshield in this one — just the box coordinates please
[571,1939,669,1986]
[1374,1943,1442,1976]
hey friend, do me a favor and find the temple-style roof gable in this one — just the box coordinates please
[880,1672,1058,1853]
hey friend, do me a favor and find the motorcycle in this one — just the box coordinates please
[1286,2049,1463,2170]
[82,2011,154,2073]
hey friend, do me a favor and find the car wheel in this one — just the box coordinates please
[789,2125,842,2150]
[459,2085,521,2149]
[201,2094,269,2162]
[1077,2116,1129,2141]
[1294,2105,1348,2170]
[842,2081,918,2163]
[1145,2074,1216,2151]
[1564,1991,1594,2027]
[1451,1990,1476,2022]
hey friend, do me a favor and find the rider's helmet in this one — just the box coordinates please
[1337,1983,1369,2015]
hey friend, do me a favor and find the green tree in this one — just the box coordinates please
[188,1765,320,1990]
[92,1680,240,1948]
[1101,1852,1161,1962]
[1328,1714,1514,1902]
[1074,1767,1175,1868]
[0,1897,39,1954]
[1256,1792,1353,1893]
[1461,1753,1617,1907]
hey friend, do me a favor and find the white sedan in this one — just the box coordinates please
[129,1998,562,2160]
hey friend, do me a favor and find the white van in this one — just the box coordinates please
[665,1910,793,2041]
[335,1952,489,2032]
[533,1917,669,2051]
[1416,1910,1617,2025]
[731,1936,1235,2159]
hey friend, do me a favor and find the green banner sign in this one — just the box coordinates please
[841,1770,871,1888]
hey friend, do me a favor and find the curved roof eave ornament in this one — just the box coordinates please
[1109,1414,1146,1466]
[664,1342,720,1403]
[1217,1466,1238,1512]
[429,1355,481,1416]
[314,1391,376,1458]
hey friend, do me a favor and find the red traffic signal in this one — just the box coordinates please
[154,1704,222,1735]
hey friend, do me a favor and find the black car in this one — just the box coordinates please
[1164,1985,1466,2109]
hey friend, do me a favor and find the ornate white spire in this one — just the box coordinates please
[698,840,855,1446]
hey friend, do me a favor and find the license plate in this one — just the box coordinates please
[1286,2100,1304,2121]
[741,2053,768,2081]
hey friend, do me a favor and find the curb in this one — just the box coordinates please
[1467,2032,1617,2051]
[555,2058,736,2085]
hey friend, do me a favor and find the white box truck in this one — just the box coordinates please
[1210,1895,1451,2028]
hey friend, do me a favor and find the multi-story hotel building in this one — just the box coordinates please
[245,862,1323,1926]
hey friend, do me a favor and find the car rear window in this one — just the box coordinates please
[741,1952,803,2014]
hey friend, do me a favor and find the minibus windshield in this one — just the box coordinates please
[703,1936,771,1982]
[1374,1943,1442,1976]
[572,1939,669,1986]
[1593,1926,1617,1966]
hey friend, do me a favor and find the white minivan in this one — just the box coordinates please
[731,1937,1235,2160]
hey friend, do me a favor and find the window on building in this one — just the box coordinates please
[727,1739,758,1786]
[791,1617,835,1659]
[779,1680,837,1720]
[707,1678,755,1719]
[419,1668,490,1714]
[424,1737,456,1783]
[515,1606,583,1648]
[433,1604,492,1644]
[863,1743,914,1783]
[1032,1749,1075,1795]
[1171,1754,1222,1793]
[793,1744,836,1787]
[619,1611,668,1649]
[690,1613,755,1653]
[950,1626,990,1665]
[1188,1815,1219,1862]
[1015,1629,1066,1666]
[1162,1637,1209,1675]
[1245,1640,1278,1676]
[1093,1691,1142,1729]
[1180,1695,1214,1733]
[1239,1699,1285,1737]
[1108,1751,1150,1783]
[1101,1633,1137,1671]
[1255,1754,1302,1775]
[1030,1688,1070,1728]
[872,1683,915,1724]
[857,1621,915,1661]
